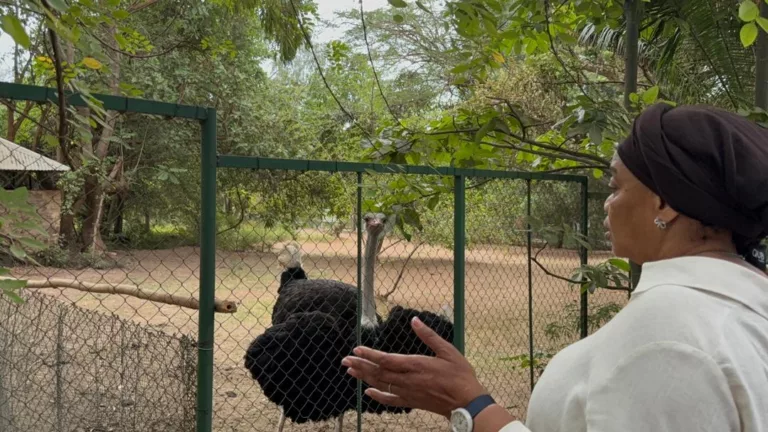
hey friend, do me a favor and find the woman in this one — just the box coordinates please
[341,103,768,432]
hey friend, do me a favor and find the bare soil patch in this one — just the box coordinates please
[11,231,625,431]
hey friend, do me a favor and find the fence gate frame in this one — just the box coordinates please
[216,156,591,425]
[0,82,592,432]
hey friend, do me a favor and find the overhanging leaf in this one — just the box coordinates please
[9,244,26,259]
[739,1,759,22]
[1,15,31,49]
[388,0,408,7]
[741,22,759,47]
[82,57,103,70]
[415,1,430,13]
[47,0,69,11]
[18,237,47,251]
[588,124,603,145]
[758,16,768,32]
[642,86,660,104]
[0,279,26,290]
[2,289,24,304]
[475,119,496,143]
[112,10,131,20]
[427,195,440,210]
[608,258,631,272]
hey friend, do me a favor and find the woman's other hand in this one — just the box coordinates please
[341,316,488,419]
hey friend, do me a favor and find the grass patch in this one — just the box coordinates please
[123,223,198,250]
[218,222,335,252]
[123,220,335,252]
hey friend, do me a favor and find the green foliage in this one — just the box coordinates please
[544,301,622,342]
[499,351,553,379]
[501,301,622,379]
[738,0,767,47]
[33,244,118,270]
[0,188,52,303]
[1,14,30,49]
[571,258,632,293]
[741,21,759,47]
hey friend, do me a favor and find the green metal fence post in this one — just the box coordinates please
[197,108,217,432]
[356,172,363,432]
[526,180,534,391]
[453,175,466,354]
[579,180,589,339]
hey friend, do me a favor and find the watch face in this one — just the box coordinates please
[450,410,472,432]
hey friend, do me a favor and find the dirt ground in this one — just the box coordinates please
[10,231,626,431]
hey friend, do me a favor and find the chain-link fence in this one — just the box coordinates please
[0,83,629,432]
[217,158,620,431]
[0,292,197,432]
[0,83,213,431]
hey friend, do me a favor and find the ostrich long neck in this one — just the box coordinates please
[361,229,379,328]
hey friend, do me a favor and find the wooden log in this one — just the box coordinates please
[6,278,237,313]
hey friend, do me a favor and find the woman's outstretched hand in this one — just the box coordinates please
[341,316,488,419]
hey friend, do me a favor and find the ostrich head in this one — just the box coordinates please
[363,212,388,242]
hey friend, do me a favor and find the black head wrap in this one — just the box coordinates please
[617,103,768,269]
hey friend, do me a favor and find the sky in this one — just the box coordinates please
[316,0,391,42]
[0,0,391,80]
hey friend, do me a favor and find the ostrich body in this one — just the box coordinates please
[245,214,454,432]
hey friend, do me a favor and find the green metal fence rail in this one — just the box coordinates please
[0,82,620,432]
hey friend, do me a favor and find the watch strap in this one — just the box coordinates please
[464,394,496,419]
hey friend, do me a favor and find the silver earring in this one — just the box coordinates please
[654,217,667,230]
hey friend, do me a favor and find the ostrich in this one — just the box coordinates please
[244,213,454,432]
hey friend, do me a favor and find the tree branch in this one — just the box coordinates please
[530,242,631,292]
[1,101,58,136]
[424,127,609,166]
[80,25,190,59]
[41,0,74,168]
[377,238,404,256]
[288,0,373,143]
[216,188,247,236]
[127,0,161,13]
[542,0,595,104]
[380,241,424,300]
[505,132,610,166]
[13,277,237,313]
[359,0,406,130]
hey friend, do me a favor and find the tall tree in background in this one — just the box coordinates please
[623,0,642,287]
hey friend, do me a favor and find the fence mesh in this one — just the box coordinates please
[0,291,197,432]
[0,90,629,432]
[0,107,202,431]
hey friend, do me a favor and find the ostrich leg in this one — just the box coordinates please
[276,406,286,432]
[335,413,344,432]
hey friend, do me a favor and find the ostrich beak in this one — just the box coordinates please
[366,219,383,229]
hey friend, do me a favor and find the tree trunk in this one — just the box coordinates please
[624,0,643,289]
[6,106,14,141]
[623,0,640,108]
[81,177,108,252]
[144,210,151,233]
[80,27,122,254]
[756,2,768,109]
[112,195,125,235]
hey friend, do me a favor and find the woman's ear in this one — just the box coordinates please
[655,195,680,224]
